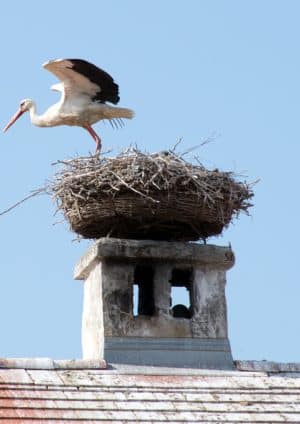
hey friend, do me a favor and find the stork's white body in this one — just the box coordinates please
[29,100,133,128]
[3,59,134,153]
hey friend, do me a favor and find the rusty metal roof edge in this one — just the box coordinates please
[0,358,107,370]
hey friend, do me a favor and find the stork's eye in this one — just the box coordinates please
[20,101,25,107]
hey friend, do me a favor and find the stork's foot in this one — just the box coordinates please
[84,125,102,157]
[95,140,102,156]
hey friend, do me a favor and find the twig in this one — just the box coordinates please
[0,188,46,217]
[110,171,159,203]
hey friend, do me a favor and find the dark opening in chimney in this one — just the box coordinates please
[133,265,155,316]
[170,268,193,319]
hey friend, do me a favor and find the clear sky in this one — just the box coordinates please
[0,0,299,362]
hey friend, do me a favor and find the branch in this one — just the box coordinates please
[0,188,46,217]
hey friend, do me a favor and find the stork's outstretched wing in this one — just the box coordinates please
[43,59,120,104]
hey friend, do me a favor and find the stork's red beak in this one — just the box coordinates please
[3,108,25,132]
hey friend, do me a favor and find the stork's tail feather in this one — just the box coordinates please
[104,106,134,121]
[116,107,135,120]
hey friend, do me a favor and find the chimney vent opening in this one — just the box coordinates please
[170,268,193,319]
[133,265,155,317]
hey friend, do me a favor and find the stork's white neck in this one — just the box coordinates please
[28,102,47,127]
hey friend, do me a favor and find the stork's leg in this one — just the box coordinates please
[84,125,102,154]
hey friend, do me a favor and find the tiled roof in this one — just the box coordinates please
[0,358,300,422]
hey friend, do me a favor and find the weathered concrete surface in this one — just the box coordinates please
[81,262,104,360]
[102,261,133,337]
[74,238,235,280]
[101,260,191,338]
[75,238,234,363]
[191,268,228,338]
[153,264,172,316]
[98,260,229,339]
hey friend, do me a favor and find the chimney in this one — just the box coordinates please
[53,150,252,369]
[74,237,235,369]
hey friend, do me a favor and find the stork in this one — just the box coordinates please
[3,59,134,154]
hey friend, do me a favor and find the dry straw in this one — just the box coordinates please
[49,147,254,241]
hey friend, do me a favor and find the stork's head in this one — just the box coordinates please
[3,99,34,132]
[19,98,34,112]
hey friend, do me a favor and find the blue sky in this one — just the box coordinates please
[0,0,299,362]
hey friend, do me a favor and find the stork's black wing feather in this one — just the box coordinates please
[67,59,120,104]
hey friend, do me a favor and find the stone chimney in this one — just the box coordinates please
[74,237,235,369]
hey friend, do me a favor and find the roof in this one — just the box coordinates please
[1,358,300,422]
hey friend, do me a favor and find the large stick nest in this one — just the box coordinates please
[51,148,254,241]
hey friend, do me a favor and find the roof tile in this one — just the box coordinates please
[0,361,300,422]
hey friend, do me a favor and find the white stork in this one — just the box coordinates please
[3,59,134,154]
